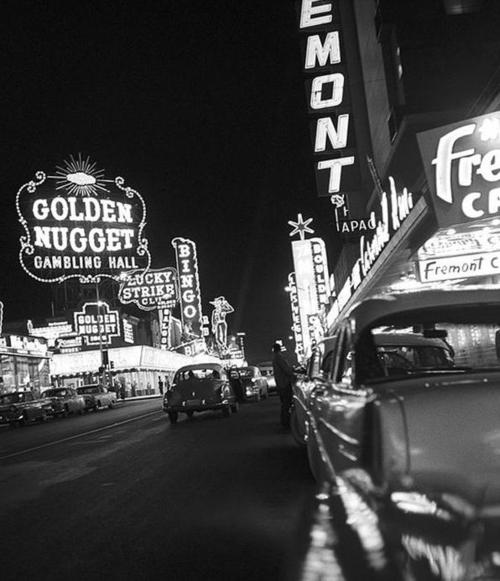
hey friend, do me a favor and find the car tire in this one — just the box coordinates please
[108,401,114,409]
[39,410,48,423]
[63,405,70,418]
[231,402,239,413]
[255,391,261,402]
[186,411,194,418]
[168,411,178,424]
[222,404,232,417]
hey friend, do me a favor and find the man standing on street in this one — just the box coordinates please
[272,342,295,428]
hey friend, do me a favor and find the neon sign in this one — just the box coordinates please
[118,267,178,311]
[171,237,203,337]
[418,111,500,228]
[16,154,150,283]
[287,273,305,360]
[210,296,234,350]
[298,0,359,197]
[74,302,120,345]
[327,177,414,323]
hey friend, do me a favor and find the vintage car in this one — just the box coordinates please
[163,363,239,424]
[257,362,277,393]
[291,286,500,580]
[41,387,86,416]
[232,366,269,401]
[0,391,53,425]
[76,384,116,411]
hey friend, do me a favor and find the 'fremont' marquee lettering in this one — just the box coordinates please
[418,111,500,228]
[298,0,358,197]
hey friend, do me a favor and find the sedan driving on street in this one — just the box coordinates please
[41,387,86,417]
[163,363,239,424]
[234,366,269,401]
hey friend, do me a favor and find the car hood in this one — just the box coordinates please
[377,374,500,508]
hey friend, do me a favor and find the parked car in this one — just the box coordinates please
[163,363,239,424]
[41,387,86,416]
[0,391,53,426]
[233,366,269,401]
[76,384,116,411]
[292,286,500,580]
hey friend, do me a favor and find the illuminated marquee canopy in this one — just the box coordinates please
[17,155,150,283]
[118,267,178,311]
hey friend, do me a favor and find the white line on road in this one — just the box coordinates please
[0,410,162,461]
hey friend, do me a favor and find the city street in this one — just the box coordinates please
[0,396,315,581]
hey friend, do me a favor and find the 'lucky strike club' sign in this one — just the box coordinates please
[172,237,203,337]
[118,267,178,311]
[418,111,500,229]
[74,302,120,346]
[16,155,150,283]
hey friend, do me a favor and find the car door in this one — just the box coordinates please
[312,322,371,475]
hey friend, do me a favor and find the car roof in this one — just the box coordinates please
[373,332,449,348]
[340,286,500,336]
[176,363,223,373]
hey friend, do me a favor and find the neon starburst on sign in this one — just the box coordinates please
[288,213,314,240]
[51,154,110,196]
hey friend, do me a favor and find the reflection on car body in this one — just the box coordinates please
[41,387,86,417]
[0,391,53,425]
[292,287,500,580]
[76,384,116,411]
[162,363,239,424]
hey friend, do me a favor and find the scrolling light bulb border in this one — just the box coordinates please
[16,155,151,284]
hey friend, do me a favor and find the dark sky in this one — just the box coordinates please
[0,0,337,362]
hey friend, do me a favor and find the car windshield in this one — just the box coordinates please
[77,386,98,394]
[0,393,21,404]
[357,305,500,383]
[176,368,221,381]
[42,389,64,397]
[237,368,255,378]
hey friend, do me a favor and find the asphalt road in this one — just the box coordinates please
[0,396,315,581]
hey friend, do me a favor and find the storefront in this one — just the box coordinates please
[0,335,51,395]
[325,110,500,334]
[51,345,220,397]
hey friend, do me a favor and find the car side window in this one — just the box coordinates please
[335,326,354,385]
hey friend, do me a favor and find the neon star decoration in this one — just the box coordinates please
[288,213,314,240]
[50,153,111,196]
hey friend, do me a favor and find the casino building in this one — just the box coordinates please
[295,0,500,343]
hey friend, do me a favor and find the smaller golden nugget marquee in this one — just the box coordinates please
[74,302,120,346]
[16,155,151,283]
[118,267,179,311]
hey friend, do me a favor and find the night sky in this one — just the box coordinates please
[0,0,338,362]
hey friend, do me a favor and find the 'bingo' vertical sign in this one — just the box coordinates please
[171,238,203,337]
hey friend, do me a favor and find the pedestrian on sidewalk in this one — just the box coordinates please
[272,342,295,428]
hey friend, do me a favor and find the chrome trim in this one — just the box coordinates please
[318,417,360,446]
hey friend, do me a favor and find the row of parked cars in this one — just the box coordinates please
[0,384,117,427]
[289,286,500,580]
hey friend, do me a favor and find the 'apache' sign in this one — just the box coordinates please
[16,154,150,283]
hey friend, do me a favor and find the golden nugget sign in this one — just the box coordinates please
[118,267,178,311]
[16,155,150,283]
[418,111,500,228]
[298,0,359,197]
[74,302,120,346]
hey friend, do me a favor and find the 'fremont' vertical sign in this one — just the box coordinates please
[297,0,361,198]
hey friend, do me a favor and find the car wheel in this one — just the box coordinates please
[231,402,239,413]
[222,404,232,417]
[63,405,70,418]
[168,411,178,424]
[186,411,194,418]
[39,410,48,423]
[255,391,261,402]
[20,411,29,426]
[263,389,268,400]
[108,401,114,409]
